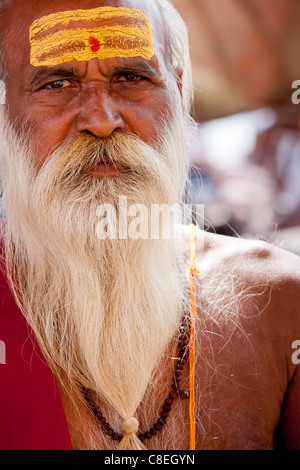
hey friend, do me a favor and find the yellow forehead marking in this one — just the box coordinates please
[29,6,155,67]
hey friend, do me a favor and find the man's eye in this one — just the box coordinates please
[124,74,141,82]
[116,73,144,83]
[44,79,72,90]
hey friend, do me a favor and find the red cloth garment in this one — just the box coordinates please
[0,268,72,450]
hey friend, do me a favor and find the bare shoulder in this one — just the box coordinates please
[194,230,300,346]
[197,229,300,283]
[191,230,300,449]
[198,229,299,303]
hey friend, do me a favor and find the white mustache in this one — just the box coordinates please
[46,131,164,180]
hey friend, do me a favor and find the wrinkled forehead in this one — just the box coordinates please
[2,0,166,71]
[30,6,155,67]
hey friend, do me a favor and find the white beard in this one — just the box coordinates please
[0,103,191,449]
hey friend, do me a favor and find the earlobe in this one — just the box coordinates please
[174,65,183,98]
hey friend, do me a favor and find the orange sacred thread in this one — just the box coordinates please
[188,224,198,450]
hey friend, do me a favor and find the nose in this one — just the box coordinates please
[75,85,125,138]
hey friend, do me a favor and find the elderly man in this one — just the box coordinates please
[0,0,299,451]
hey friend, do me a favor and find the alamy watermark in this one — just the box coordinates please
[291,340,300,365]
[96,197,205,240]
[291,80,300,105]
[0,340,6,365]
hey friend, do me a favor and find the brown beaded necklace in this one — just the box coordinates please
[82,313,191,444]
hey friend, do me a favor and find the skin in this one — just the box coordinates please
[2,0,300,450]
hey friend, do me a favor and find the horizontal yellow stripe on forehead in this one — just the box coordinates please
[30,6,155,67]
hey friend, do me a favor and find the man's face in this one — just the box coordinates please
[3,0,180,171]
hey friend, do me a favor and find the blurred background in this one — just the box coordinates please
[173,0,300,254]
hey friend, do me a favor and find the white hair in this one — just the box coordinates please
[156,0,194,115]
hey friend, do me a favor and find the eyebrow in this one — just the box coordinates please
[29,67,78,89]
[28,60,165,89]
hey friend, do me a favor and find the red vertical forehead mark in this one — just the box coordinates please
[89,36,101,53]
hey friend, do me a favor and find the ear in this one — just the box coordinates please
[174,65,183,98]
